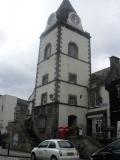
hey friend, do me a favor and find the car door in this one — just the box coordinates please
[95,140,120,160]
[93,151,113,160]
[110,141,120,160]
[37,140,49,159]
[46,141,57,160]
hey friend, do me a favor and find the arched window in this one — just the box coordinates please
[68,42,78,58]
[44,43,51,59]
[68,115,77,127]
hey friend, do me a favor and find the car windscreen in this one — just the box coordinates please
[58,140,74,148]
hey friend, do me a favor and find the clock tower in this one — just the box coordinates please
[33,0,91,139]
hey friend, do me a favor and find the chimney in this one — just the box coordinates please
[110,56,119,67]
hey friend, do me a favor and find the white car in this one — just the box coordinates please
[31,139,80,160]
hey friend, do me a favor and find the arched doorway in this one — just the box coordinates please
[68,115,77,127]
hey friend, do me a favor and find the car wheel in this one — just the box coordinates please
[51,156,57,160]
[31,153,37,160]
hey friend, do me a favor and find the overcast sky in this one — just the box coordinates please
[0,0,120,100]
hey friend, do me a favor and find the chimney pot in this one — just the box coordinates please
[110,56,119,67]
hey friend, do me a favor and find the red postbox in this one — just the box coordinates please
[58,127,69,139]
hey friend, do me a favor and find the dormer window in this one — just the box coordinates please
[68,42,78,58]
[44,43,51,59]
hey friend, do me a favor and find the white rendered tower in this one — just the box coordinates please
[33,0,91,138]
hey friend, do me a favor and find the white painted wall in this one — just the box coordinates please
[38,28,57,62]
[37,55,56,86]
[35,27,58,107]
[57,26,90,130]
[0,95,17,134]
[35,82,55,106]
[59,104,87,129]
[60,54,89,86]
[35,24,90,133]
[61,27,89,62]
[59,82,88,107]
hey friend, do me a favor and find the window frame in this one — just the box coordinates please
[68,94,77,105]
[68,42,78,58]
[38,140,49,148]
[42,74,48,85]
[44,43,51,59]
[48,141,56,148]
[58,140,74,148]
[68,73,77,84]
[41,93,47,105]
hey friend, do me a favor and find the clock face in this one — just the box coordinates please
[70,14,80,25]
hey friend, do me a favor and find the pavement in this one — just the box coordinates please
[0,157,30,160]
[0,147,30,160]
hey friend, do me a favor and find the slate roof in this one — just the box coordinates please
[91,63,120,85]
[56,0,76,23]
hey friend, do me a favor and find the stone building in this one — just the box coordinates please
[87,56,120,140]
[32,0,91,139]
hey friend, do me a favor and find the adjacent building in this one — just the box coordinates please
[0,95,29,135]
[87,56,120,139]
[0,95,17,134]
[0,94,30,150]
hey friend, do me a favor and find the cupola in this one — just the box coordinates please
[45,0,83,31]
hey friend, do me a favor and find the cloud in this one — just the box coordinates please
[0,43,38,99]
[0,0,120,99]
[0,30,9,48]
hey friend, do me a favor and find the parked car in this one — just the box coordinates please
[31,139,80,160]
[90,139,120,160]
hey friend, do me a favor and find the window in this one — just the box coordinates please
[58,140,74,148]
[42,74,48,85]
[48,141,56,148]
[41,93,47,105]
[68,95,77,105]
[68,115,77,127]
[68,42,78,58]
[103,141,120,152]
[38,141,49,148]
[69,73,77,83]
[38,114,46,129]
[44,43,51,59]
[90,89,102,107]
